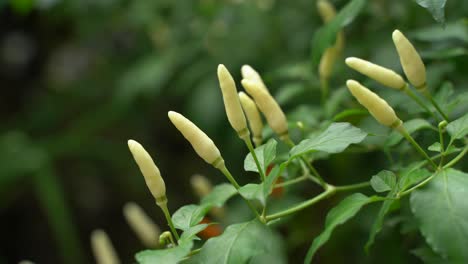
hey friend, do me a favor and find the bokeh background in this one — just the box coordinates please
[0,0,467,263]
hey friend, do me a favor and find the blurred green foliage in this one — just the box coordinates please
[0,0,467,263]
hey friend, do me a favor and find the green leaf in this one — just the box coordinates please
[414,0,447,24]
[136,240,193,264]
[412,245,451,264]
[385,119,433,147]
[239,183,265,205]
[428,142,460,153]
[239,165,282,206]
[290,122,367,159]
[428,142,443,152]
[173,184,237,231]
[304,193,378,263]
[9,0,35,15]
[180,224,209,243]
[410,169,468,262]
[398,168,432,191]
[262,164,282,197]
[420,47,468,59]
[365,192,397,251]
[311,0,366,67]
[189,220,286,264]
[370,170,397,193]
[200,184,237,208]
[411,21,468,43]
[332,109,368,122]
[172,205,206,231]
[244,139,277,174]
[446,112,468,140]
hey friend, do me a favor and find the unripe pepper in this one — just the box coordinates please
[123,202,160,248]
[90,229,120,264]
[241,65,268,92]
[238,91,264,146]
[168,111,224,169]
[392,30,426,90]
[346,80,402,128]
[345,57,406,90]
[241,79,288,138]
[190,174,213,198]
[217,64,249,138]
[127,140,166,200]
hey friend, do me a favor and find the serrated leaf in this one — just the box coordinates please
[415,0,447,24]
[410,169,468,262]
[244,139,277,174]
[311,0,366,67]
[385,119,433,147]
[200,184,237,208]
[304,193,378,263]
[290,122,366,159]
[136,240,193,264]
[446,112,468,140]
[189,220,286,264]
[370,170,397,193]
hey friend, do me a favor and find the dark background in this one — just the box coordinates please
[0,0,467,263]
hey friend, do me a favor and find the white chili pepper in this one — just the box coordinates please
[190,174,213,198]
[345,57,406,90]
[317,0,344,80]
[241,65,268,92]
[241,79,288,138]
[392,29,426,90]
[168,111,224,169]
[346,80,402,128]
[123,202,160,248]
[238,91,264,146]
[217,64,249,137]
[90,230,120,264]
[127,140,166,200]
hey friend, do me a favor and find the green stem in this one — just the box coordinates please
[219,166,261,219]
[402,84,438,120]
[438,121,447,167]
[396,126,438,170]
[399,173,437,197]
[243,136,266,181]
[265,181,371,221]
[275,175,308,188]
[266,186,335,221]
[334,181,370,192]
[422,88,449,121]
[283,136,327,188]
[159,201,180,242]
[443,145,468,169]
[34,165,86,264]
